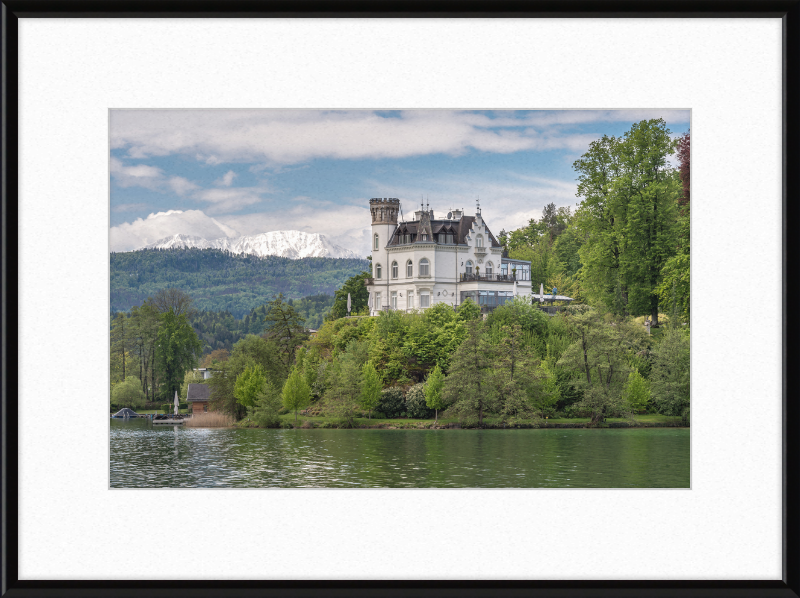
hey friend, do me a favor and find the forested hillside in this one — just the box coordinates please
[189,294,334,354]
[110,248,368,317]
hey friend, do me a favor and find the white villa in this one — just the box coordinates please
[366,197,532,315]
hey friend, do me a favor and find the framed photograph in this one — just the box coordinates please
[3,3,797,596]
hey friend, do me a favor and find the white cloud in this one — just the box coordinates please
[109,109,690,167]
[167,176,199,196]
[214,170,237,187]
[109,157,164,190]
[361,172,578,236]
[109,209,239,252]
[110,155,266,213]
[192,187,267,214]
[112,202,149,213]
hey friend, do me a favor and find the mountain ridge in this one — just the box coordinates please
[140,230,362,260]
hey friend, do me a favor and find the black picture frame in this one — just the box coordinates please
[1,2,797,596]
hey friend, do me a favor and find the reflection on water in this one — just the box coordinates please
[110,420,689,488]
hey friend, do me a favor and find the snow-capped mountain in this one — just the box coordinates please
[140,230,362,260]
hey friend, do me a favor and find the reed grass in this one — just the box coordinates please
[185,411,234,428]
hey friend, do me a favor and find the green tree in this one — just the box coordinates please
[403,303,466,372]
[649,327,690,420]
[322,357,362,427]
[282,366,312,423]
[330,270,372,319]
[553,223,584,278]
[623,370,651,412]
[207,335,285,420]
[557,308,647,423]
[155,309,203,402]
[456,298,482,322]
[128,303,162,402]
[510,233,561,290]
[149,287,197,318]
[110,312,133,386]
[111,376,146,409]
[360,361,382,419]
[263,293,309,369]
[201,348,230,368]
[235,364,268,411]
[250,380,283,428]
[424,364,446,423]
[442,320,498,426]
[573,119,680,323]
[492,324,543,423]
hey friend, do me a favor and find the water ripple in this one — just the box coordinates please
[110,420,689,488]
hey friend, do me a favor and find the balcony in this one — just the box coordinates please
[460,273,516,283]
[473,245,488,255]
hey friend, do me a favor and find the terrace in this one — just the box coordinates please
[459,273,516,283]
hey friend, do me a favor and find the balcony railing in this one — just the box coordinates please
[460,273,516,283]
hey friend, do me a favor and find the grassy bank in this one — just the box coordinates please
[230,413,685,430]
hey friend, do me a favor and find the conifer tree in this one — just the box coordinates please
[442,320,498,426]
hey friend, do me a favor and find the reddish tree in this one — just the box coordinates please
[676,132,690,207]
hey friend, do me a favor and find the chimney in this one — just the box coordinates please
[451,209,462,220]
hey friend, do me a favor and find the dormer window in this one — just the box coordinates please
[422,234,428,241]
[446,233,454,244]
[476,235,483,247]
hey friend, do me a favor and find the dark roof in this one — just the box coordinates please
[388,216,501,247]
[187,383,211,401]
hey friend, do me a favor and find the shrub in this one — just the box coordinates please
[278,407,290,415]
[377,387,405,418]
[111,376,146,409]
[405,383,434,419]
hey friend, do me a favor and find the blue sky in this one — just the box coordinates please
[110,109,690,256]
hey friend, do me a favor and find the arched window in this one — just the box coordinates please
[406,260,413,277]
[375,263,382,279]
[391,261,398,279]
[486,262,493,275]
[374,234,379,250]
[466,260,473,275]
[419,258,430,276]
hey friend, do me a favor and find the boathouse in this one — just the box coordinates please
[187,383,211,414]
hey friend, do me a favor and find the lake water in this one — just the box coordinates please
[110,419,689,488]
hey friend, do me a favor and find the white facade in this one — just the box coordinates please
[366,198,532,315]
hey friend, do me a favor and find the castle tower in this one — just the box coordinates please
[369,198,400,280]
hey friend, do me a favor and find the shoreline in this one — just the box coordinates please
[229,419,688,431]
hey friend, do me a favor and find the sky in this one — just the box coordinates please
[109,109,690,257]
